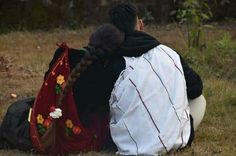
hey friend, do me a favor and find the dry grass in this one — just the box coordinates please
[0,25,235,156]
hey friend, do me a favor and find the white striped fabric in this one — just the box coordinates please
[109,44,191,155]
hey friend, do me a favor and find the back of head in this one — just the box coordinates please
[58,24,124,105]
[109,2,138,33]
[88,23,124,57]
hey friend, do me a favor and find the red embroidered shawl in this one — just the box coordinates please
[30,43,109,154]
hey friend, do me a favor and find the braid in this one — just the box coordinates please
[57,23,124,107]
[57,48,102,107]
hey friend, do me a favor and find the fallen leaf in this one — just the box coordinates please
[10,93,17,98]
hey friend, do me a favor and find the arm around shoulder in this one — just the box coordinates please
[179,54,203,99]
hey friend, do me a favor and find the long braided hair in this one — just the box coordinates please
[58,24,125,106]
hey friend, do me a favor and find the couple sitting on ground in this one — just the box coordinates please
[0,2,206,155]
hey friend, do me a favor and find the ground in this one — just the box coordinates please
[0,23,235,156]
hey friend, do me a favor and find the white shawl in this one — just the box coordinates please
[109,45,191,155]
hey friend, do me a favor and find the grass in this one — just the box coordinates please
[0,24,235,156]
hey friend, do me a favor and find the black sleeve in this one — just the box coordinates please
[106,56,126,82]
[179,54,203,99]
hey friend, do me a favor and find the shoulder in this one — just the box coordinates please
[68,47,88,69]
[106,56,126,81]
[154,44,179,56]
[140,44,181,62]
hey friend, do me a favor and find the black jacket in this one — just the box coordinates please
[45,31,203,123]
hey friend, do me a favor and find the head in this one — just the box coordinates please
[88,23,125,57]
[109,2,144,33]
[58,24,124,105]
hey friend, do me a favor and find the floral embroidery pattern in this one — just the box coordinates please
[55,74,65,94]
[57,74,65,85]
[72,126,81,135]
[43,118,52,128]
[66,119,73,128]
[37,114,44,124]
[36,106,63,136]
[49,106,62,119]
[38,71,82,136]
[36,106,59,136]
[65,119,81,136]
[36,114,52,136]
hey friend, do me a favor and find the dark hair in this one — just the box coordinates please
[109,2,138,33]
[57,24,124,106]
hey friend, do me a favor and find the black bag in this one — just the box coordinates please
[0,98,34,151]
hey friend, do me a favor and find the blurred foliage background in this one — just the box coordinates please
[0,0,235,32]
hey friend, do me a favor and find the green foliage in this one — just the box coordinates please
[171,0,212,48]
[0,0,83,32]
[215,32,231,49]
[182,32,236,80]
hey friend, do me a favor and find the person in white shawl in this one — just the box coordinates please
[108,2,206,155]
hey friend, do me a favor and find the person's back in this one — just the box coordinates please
[108,2,206,155]
[109,44,192,155]
[45,47,114,125]
[0,24,125,154]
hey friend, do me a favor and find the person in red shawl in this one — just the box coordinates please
[0,24,124,154]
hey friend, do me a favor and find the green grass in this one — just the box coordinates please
[0,24,235,155]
